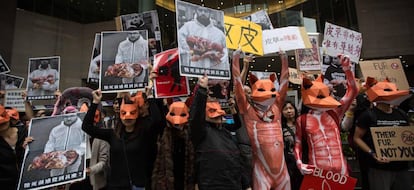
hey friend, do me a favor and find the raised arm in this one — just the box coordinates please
[189,75,208,146]
[232,50,248,114]
[335,55,358,119]
[277,51,289,109]
[82,90,112,142]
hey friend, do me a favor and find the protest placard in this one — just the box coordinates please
[359,58,409,90]
[262,26,312,54]
[224,16,263,55]
[300,167,357,190]
[370,126,414,161]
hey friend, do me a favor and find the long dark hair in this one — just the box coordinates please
[281,101,298,126]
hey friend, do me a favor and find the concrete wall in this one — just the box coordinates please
[355,0,414,58]
[10,9,115,90]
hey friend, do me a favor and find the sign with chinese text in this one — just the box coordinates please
[224,16,263,55]
[359,58,409,90]
[322,22,362,63]
[300,167,357,190]
[4,89,25,112]
[370,126,414,161]
[262,26,312,54]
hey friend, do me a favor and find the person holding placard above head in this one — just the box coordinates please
[354,77,412,190]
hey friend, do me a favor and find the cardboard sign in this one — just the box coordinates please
[322,22,362,63]
[4,89,26,112]
[224,16,263,55]
[370,126,414,161]
[300,168,357,190]
[262,26,312,54]
[359,58,409,90]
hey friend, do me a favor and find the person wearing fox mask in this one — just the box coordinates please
[0,105,27,189]
[152,101,195,190]
[232,49,290,190]
[82,89,162,190]
[294,55,358,176]
[189,74,246,190]
[353,77,412,190]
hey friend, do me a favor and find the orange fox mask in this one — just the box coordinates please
[364,77,411,105]
[120,96,140,120]
[0,106,10,124]
[166,102,189,129]
[249,72,278,106]
[206,101,226,119]
[6,108,19,121]
[302,75,341,110]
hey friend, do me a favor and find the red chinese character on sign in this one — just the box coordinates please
[291,34,298,40]
[347,44,354,54]
[324,40,332,48]
[340,41,346,53]
[343,30,349,41]
[335,27,341,38]
[326,24,334,37]
[349,33,355,41]
[333,41,338,50]
[354,45,361,57]
[355,34,362,43]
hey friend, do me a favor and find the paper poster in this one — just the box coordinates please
[370,126,414,161]
[4,89,26,112]
[0,55,11,74]
[176,0,230,79]
[26,56,60,100]
[288,67,302,85]
[87,34,101,83]
[296,33,321,71]
[117,10,163,58]
[224,16,263,55]
[322,22,362,63]
[153,48,190,98]
[18,113,87,190]
[0,73,24,90]
[100,31,149,93]
[359,58,409,90]
[241,10,274,30]
[300,168,357,190]
[262,26,312,54]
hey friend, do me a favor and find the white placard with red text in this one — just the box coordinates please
[262,26,312,54]
[322,22,362,63]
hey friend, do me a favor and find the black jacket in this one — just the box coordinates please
[82,99,162,190]
[189,87,243,190]
[0,124,27,190]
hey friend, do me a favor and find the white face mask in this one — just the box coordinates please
[253,97,276,108]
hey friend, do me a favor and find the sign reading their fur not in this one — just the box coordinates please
[370,126,414,161]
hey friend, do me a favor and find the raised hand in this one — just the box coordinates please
[92,89,102,104]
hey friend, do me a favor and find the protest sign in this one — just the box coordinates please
[262,26,312,54]
[4,89,25,112]
[224,16,263,55]
[370,126,414,161]
[359,58,409,90]
[300,167,357,190]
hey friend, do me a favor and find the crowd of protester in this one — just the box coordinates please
[0,51,413,190]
